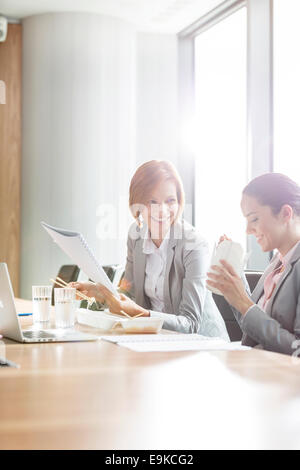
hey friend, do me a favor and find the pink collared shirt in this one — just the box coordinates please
[248,240,300,315]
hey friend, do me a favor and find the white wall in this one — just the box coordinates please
[21,13,137,298]
[21,13,184,299]
[136,32,195,222]
[136,33,179,167]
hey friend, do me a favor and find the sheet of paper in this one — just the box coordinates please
[120,342,250,352]
[100,334,251,352]
[41,221,119,296]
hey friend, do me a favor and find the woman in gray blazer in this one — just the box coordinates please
[207,173,300,355]
[120,218,228,337]
[74,160,228,339]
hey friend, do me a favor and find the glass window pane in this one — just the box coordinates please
[194,9,247,251]
[273,0,300,183]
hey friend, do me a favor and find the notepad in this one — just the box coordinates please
[100,334,251,352]
[41,221,118,296]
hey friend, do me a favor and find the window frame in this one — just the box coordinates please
[177,0,274,270]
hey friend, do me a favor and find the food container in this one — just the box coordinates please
[76,308,163,333]
[119,317,163,334]
[76,308,122,330]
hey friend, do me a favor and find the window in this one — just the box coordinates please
[273,0,300,183]
[194,8,247,251]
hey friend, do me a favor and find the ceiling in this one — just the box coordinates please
[0,0,225,33]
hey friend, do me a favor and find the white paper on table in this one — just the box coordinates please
[100,334,251,352]
[207,240,249,296]
[41,221,119,296]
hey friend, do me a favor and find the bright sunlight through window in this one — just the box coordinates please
[194,8,247,252]
[273,0,300,183]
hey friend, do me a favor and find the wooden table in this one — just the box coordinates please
[1,299,300,450]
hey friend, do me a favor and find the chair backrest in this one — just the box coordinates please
[213,271,262,341]
[102,264,124,287]
[244,271,262,293]
[51,265,80,305]
[77,264,124,309]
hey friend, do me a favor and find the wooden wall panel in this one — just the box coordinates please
[0,24,22,296]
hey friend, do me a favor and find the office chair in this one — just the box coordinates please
[102,264,124,288]
[71,264,124,310]
[213,271,262,341]
[51,265,80,305]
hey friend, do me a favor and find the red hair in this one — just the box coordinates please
[129,160,185,225]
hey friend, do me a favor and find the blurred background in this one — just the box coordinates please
[0,0,299,299]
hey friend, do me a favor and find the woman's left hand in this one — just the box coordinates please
[98,285,150,318]
[207,259,254,315]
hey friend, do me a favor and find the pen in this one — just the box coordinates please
[0,356,20,368]
[18,313,33,316]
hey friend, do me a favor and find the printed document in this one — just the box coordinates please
[41,221,119,296]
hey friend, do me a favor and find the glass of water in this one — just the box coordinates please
[54,288,76,328]
[32,286,52,324]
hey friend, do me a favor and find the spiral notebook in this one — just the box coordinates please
[41,221,118,296]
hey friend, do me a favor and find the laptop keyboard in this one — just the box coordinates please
[23,330,56,339]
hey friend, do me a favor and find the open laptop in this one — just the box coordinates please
[0,263,98,343]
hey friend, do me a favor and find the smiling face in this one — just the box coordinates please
[141,179,179,241]
[241,194,292,253]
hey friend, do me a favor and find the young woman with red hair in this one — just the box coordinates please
[73,160,228,338]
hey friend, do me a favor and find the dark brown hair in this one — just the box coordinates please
[243,173,300,216]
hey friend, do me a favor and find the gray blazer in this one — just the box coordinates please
[124,220,229,339]
[232,243,300,355]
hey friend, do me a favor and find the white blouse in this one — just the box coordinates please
[143,230,170,312]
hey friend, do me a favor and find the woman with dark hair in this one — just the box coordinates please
[207,173,300,355]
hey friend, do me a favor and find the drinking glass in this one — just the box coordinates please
[54,288,76,328]
[32,286,52,324]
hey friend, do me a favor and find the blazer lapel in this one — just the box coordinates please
[134,237,146,291]
[265,263,293,317]
[133,225,148,307]
[265,243,300,317]
[250,254,280,303]
[163,225,177,312]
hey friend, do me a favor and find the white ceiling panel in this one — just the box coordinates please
[0,0,225,33]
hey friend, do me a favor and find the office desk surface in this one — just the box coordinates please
[1,299,300,450]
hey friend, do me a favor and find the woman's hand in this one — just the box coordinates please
[218,234,231,245]
[69,281,106,303]
[207,259,254,315]
[97,285,150,317]
[71,282,150,317]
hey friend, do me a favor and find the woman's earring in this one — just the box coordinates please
[136,212,143,228]
[139,214,144,228]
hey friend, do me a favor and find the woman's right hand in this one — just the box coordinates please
[68,281,106,303]
[218,234,231,245]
